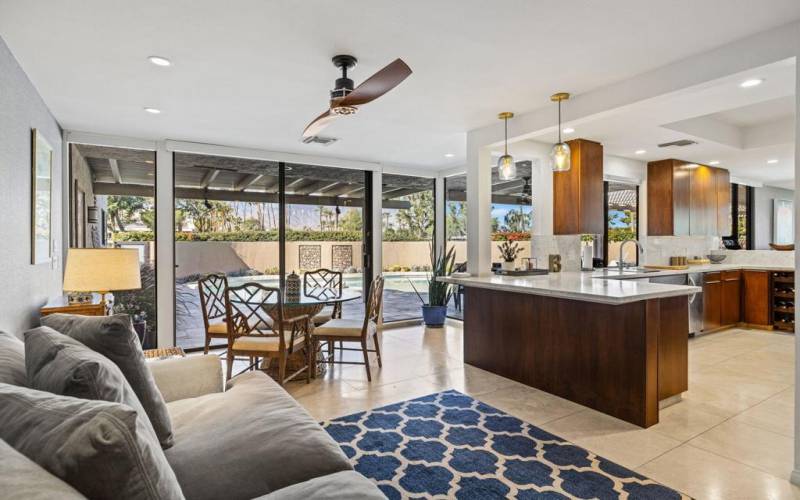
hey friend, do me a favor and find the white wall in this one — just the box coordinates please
[753,185,795,249]
[0,36,63,334]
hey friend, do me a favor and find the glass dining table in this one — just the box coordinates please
[260,287,362,323]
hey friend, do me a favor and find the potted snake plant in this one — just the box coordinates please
[410,245,456,327]
[497,240,523,271]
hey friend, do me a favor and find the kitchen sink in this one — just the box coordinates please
[600,267,660,274]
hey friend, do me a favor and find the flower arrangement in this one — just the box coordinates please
[497,241,523,263]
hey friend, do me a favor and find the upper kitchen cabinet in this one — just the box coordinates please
[647,159,731,236]
[553,139,604,235]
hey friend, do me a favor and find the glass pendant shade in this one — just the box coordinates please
[550,141,571,172]
[497,154,516,180]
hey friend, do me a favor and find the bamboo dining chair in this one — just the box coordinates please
[225,283,311,386]
[197,273,230,354]
[303,268,343,326]
[312,275,384,381]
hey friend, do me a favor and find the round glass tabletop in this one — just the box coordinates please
[270,287,362,306]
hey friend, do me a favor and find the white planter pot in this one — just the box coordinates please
[501,260,515,271]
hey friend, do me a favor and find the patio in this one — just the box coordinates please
[175,277,464,350]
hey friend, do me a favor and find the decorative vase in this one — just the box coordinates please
[286,271,301,302]
[501,260,515,271]
[422,305,447,327]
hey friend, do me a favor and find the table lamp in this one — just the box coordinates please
[63,248,142,312]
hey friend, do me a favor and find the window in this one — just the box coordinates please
[489,162,533,270]
[728,183,753,249]
[604,181,639,267]
[381,174,435,322]
[444,174,467,320]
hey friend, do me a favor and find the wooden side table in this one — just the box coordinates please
[40,296,105,317]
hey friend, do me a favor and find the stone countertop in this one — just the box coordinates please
[439,273,701,305]
[593,263,795,280]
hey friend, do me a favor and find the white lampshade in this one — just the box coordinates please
[63,248,142,292]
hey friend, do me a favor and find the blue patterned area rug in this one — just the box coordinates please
[322,390,690,499]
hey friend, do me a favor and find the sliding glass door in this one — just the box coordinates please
[172,154,372,351]
[381,174,435,322]
[69,144,157,347]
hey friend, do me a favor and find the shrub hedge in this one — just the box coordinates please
[113,229,532,242]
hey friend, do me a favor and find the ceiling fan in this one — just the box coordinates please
[302,55,412,139]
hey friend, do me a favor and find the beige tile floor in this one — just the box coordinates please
[273,322,798,500]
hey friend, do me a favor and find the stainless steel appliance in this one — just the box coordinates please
[650,273,702,336]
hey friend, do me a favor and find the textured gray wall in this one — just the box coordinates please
[0,36,63,334]
[753,185,795,250]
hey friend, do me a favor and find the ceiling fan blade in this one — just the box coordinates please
[302,109,339,138]
[339,58,412,107]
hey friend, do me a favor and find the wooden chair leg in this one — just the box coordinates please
[278,352,287,387]
[327,340,334,365]
[226,350,234,380]
[361,340,372,382]
[204,332,210,355]
[373,331,382,368]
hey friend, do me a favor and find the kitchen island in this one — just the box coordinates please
[439,273,700,427]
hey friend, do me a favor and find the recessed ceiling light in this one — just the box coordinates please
[562,127,575,134]
[634,150,646,155]
[143,107,161,114]
[767,159,779,164]
[709,160,720,165]
[739,78,763,88]
[444,153,455,158]
[148,56,171,67]
[144,160,154,164]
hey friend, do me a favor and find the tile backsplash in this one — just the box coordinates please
[532,235,582,271]
[643,236,720,265]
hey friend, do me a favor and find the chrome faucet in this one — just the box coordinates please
[618,239,644,271]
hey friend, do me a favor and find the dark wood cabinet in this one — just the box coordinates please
[703,272,722,332]
[743,270,771,327]
[647,160,731,237]
[721,270,741,326]
[553,138,603,235]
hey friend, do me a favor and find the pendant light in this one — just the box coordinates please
[497,112,516,180]
[550,92,571,172]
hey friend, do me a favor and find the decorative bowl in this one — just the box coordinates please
[707,254,727,264]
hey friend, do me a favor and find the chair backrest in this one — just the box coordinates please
[225,283,284,341]
[197,273,229,330]
[363,275,385,337]
[303,268,343,296]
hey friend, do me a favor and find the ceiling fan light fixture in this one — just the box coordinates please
[549,92,571,172]
[330,105,358,116]
[497,111,516,180]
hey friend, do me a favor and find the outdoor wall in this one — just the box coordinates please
[175,241,363,279]
[172,239,532,279]
[0,36,63,333]
[753,185,795,250]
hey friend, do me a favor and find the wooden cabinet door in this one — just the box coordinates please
[743,270,771,327]
[703,272,722,331]
[715,169,731,236]
[647,160,675,236]
[690,165,716,236]
[721,270,741,326]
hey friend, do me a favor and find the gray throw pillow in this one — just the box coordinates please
[0,438,86,499]
[24,326,159,444]
[0,382,184,500]
[0,330,26,386]
[41,313,174,448]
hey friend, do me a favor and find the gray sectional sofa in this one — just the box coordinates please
[0,315,384,500]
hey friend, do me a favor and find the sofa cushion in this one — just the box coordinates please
[0,439,86,500]
[24,326,159,443]
[257,471,385,500]
[165,371,352,500]
[41,313,174,448]
[0,382,184,500]
[0,330,26,386]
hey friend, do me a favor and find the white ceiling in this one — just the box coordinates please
[1,0,799,171]
[520,59,796,189]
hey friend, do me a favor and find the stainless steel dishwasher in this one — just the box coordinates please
[650,273,701,337]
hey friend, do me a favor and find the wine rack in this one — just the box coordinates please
[771,271,795,333]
